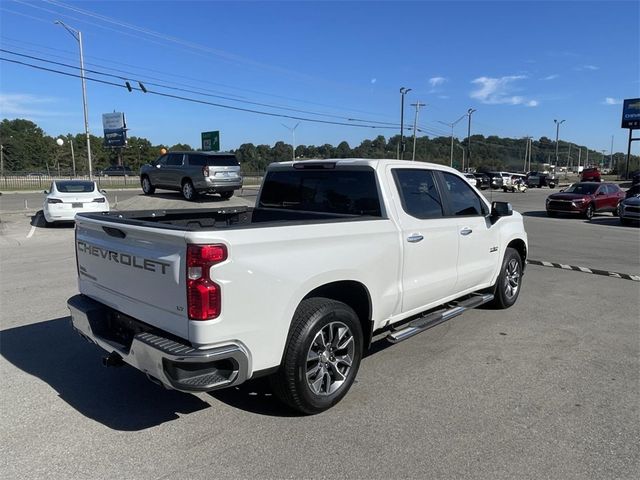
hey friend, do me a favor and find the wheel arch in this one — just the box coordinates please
[507,238,527,267]
[301,280,373,348]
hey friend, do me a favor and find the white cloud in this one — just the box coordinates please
[542,74,559,80]
[370,78,377,84]
[603,97,622,105]
[428,76,446,87]
[0,93,65,117]
[470,75,537,106]
[576,64,599,71]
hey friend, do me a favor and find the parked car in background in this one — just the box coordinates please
[473,173,490,190]
[498,171,514,188]
[503,174,527,193]
[526,171,557,188]
[100,165,133,176]
[580,167,601,182]
[42,180,109,226]
[140,151,243,200]
[619,190,640,225]
[546,182,625,220]
[463,172,478,187]
[485,172,504,189]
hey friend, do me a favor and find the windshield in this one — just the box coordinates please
[55,181,95,193]
[564,183,598,195]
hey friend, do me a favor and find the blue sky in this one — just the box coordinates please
[1,0,639,156]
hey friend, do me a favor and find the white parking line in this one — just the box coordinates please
[26,225,36,239]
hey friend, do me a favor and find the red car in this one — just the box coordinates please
[580,167,601,182]
[546,182,625,219]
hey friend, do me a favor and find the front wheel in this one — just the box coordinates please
[270,298,363,414]
[490,247,523,309]
[141,176,155,195]
[182,180,197,201]
[584,203,594,220]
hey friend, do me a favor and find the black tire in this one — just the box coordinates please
[141,176,155,195]
[549,183,555,188]
[490,247,523,309]
[547,210,557,217]
[613,202,621,217]
[270,297,363,415]
[220,191,233,200]
[181,179,197,201]
[620,217,631,226]
[584,203,594,220]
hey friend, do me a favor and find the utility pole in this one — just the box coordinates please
[410,101,426,161]
[55,21,93,179]
[69,135,76,176]
[466,108,476,170]
[566,143,572,179]
[577,147,581,173]
[554,119,565,169]
[586,148,589,167]
[399,87,412,160]
[610,135,614,171]
[456,144,465,170]
[281,123,300,161]
[528,138,533,172]
[523,136,532,172]
[601,150,607,169]
[0,144,4,178]
[438,114,466,168]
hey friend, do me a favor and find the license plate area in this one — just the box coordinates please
[72,202,83,208]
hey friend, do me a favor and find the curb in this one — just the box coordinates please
[527,259,640,282]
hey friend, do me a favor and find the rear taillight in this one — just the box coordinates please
[203,165,209,177]
[92,197,106,203]
[186,244,227,320]
[47,198,63,204]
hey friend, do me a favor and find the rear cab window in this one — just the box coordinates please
[55,181,95,193]
[188,154,239,167]
[259,167,382,216]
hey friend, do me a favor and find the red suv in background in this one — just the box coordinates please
[580,167,601,182]
[546,182,625,219]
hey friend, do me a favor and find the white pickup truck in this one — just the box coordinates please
[68,159,528,414]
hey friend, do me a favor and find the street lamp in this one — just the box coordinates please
[438,114,467,168]
[55,20,93,179]
[56,137,76,176]
[466,108,476,170]
[456,144,465,170]
[399,87,412,160]
[281,123,300,161]
[554,119,565,169]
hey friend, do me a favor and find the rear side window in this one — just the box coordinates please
[441,172,485,216]
[189,154,239,167]
[259,169,381,216]
[392,169,443,219]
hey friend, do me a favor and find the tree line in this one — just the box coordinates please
[1,118,637,175]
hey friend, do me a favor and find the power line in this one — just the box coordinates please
[0,56,413,131]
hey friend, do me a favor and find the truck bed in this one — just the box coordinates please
[78,206,380,231]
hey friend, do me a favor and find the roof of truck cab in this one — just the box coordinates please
[270,158,463,174]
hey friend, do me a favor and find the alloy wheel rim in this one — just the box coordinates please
[306,321,355,396]
[143,178,150,192]
[183,183,192,198]
[504,258,520,299]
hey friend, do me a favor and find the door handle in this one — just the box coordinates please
[407,234,424,243]
[460,227,473,236]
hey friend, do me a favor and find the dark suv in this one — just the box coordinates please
[140,151,243,200]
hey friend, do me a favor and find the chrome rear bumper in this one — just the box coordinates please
[67,294,250,392]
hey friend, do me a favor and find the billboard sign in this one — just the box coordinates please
[621,98,640,129]
[102,112,127,148]
[201,131,220,151]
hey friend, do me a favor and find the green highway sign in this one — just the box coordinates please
[201,131,220,151]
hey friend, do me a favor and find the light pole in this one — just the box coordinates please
[456,144,465,170]
[438,114,466,168]
[55,20,93,179]
[281,122,300,161]
[399,87,412,160]
[466,108,476,170]
[554,119,565,169]
[410,101,426,161]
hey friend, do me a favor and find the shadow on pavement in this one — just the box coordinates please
[143,192,229,203]
[588,216,636,228]
[522,210,552,218]
[30,210,74,228]
[209,377,301,417]
[0,317,210,431]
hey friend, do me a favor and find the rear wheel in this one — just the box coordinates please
[182,180,197,201]
[141,176,155,195]
[220,191,233,200]
[270,298,363,414]
[490,247,522,309]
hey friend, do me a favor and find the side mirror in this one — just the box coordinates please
[560,188,565,192]
[43,190,49,194]
[490,201,513,223]
[597,191,605,196]
[100,189,107,194]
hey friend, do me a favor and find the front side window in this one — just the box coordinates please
[166,153,183,166]
[155,155,168,166]
[392,169,443,219]
[441,172,485,216]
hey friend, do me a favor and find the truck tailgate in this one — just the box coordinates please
[75,216,189,339]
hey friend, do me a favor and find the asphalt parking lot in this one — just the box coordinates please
[1,187,638,479]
